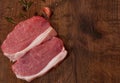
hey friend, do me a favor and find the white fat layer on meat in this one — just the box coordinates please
[15,47,67,82]
[4,27,53,62]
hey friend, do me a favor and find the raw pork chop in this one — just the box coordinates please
[12,37,67,82]
[1,16,57,62]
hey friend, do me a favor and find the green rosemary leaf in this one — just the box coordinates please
[26,1,33,11]
[19,0,33,11]
[19,0,26,5]
[4,17,16,24]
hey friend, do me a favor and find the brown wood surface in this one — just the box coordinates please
[0,0,120,83]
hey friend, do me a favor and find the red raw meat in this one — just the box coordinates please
[1,16,57,62]
[12,37,67,82]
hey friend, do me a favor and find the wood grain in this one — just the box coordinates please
[0,0,120,83]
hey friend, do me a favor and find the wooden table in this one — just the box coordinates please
[0,0,120,83]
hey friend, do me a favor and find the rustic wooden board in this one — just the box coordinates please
[0,0,120,83]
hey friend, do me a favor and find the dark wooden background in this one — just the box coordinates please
[0,0,120,83]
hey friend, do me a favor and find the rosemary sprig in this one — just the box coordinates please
[19,0,33,11]
[4,17,16,24]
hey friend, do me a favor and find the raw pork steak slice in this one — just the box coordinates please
[12,37,67,82]
[1,16,57,62]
